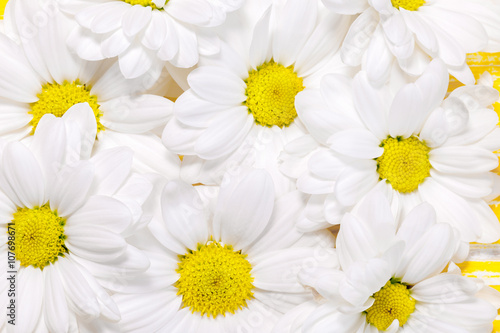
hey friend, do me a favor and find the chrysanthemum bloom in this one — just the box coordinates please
[58,0,243,79]
[281,59,500,243]
[107,169,337,332]
[275,192,500,333]
[0,0,180,177]
[324,0,500,85]
[0,107,154,332]
[163,0,351,195]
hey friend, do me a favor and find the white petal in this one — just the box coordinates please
[352,72,388,140]
[444,109,499,147]
[472,199,500,244]
[414,59,448,113]
[56,258,100,319]
[14,0,81,84]
[400,224,456,284]
[165,0,211,25]
[272,0,318,67]
[187,66,246,105]
[65,225,127,262]
[388,83,425,138]
[0,142,45,208]
[168,19,199,68]
[340,8,378,66]
[122,5,152,37]
[62,103,98,161]
[400,9,437,53]
[49,162,94,217]
[100,94,173,133]
[67,195,132,234]
[430,146,498,174]
[303,304,365,333]
[337,213,380,269]
[118,44,153,79]
[341,259,392,306]
[17,266,43,333]
[296,89,358,145]
[252,247,336,293]
[396,202,436,248]
[329,129,383,159]
[157,16,179,61]
[430,170,493,198]
[30,115,67,185]
[89,147,133,196]
[0,36,41,103]
[418,179,481,242]
[142,10,168,51]
[419,107,448,147]
[113,289,180,332]
[162,118,202,155]
[44,266,69,333]
[89,2,130,34]
[334,162,379,207]
[213,169,275,251]
[364,28,393,87]
[101,29,132,58]
[247,191,308,256]
[411,273,479,304]
[194,109,253,159]
[160,180,209,250]
[249,6,272,69]
[322,0,368,14]
[297,171,336,195]
[308,149,348,180]
[175,90,232,128]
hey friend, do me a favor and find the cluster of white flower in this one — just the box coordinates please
[0,0,500,332]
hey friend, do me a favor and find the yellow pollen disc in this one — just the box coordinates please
[175,240,254,318]
[9,204,68,269]
[376,136,431,193]
[29,81,104,134]
[244,60,304,128]
[0,0,7,19]
[123,0,163,9]
[391,0,425,11]
[365,280,416,331]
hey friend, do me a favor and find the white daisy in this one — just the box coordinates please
[108,169,337,332]
[275,192,500,333]
[162,0,351,195]
[0,0,180,178]
[281,59,500,243]
[0,107,154,332]
[324,0,500,85]
[58,0,243,79]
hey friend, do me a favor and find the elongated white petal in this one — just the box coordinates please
[213,170,275,251]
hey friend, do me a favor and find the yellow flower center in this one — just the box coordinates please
[244,60,304,128]
[365,280,416,331]
[391,0,425,11]
[175,240,254,318]
[123,0,163,9]
[376,136,431,193]
[29,81,104,134]
[0,0,7,19]
[9,204,68,269]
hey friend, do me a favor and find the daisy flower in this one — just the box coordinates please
[0,0,180,178]
[0,107,154,332]
[58,0,244,79]
[162,0,351,195]
[324,0,500,85]
[109,169,337,332]
[275,192,500,333]
[281,59,500,243]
